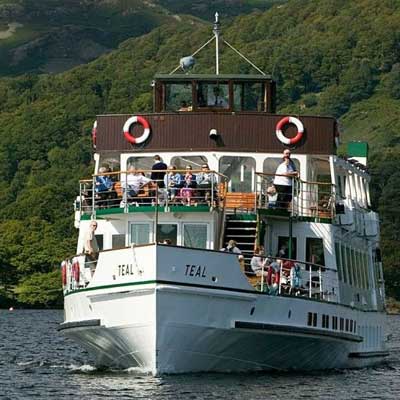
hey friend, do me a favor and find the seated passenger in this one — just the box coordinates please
[122,166,152,204]
[95,166,114,207]
[196,164,217,204]
[164,165,183,202]
[180,165,197,206]
[250,247,267,277]
[220,240,242,254]
[265,258,282,287]
[179,100,192,111]
[266,185,278,208]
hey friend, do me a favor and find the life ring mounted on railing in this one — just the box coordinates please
[123,116,151,145]
[276,116,304,145]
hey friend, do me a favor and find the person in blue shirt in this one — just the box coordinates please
[95,166,114,207]
[164,165,183,202]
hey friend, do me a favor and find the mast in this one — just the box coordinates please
[213,12,220,75]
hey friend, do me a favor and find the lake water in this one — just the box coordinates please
[1,310,400,399]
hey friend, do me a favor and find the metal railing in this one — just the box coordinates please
[77,169,228,216]
[245,254,339,302]
[255,173,336,218]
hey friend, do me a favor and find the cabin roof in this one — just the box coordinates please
[154,73,274,82]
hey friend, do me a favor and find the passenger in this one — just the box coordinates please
[266,257,281,287]
[162,239,172,245]
[84,220,99,275]
[250,247,267,277]
[290,263,303,294]
[221,239,242,254]
[273,149,298,209]
[150,155,167,189]
[196,163,216,204]
[180,165,197,206]
[207,86,228,107]
[95,167,114,208]
[266,185,278,208]
[238,255,245,272]
[164,165,183,202]
[179,100,192,111]
[122,166,152,204]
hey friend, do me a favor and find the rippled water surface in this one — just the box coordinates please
[1,310,400,399]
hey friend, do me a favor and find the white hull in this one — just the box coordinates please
[60,245,388,375]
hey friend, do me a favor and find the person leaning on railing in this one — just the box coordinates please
[84,220,99,276]
[273,149,299,209]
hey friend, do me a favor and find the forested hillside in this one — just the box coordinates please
[0,0,283,76]
[1,0,400,307]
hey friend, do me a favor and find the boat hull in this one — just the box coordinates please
[60,245,388,375]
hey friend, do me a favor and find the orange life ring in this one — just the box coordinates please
[276,116,304,145]
[123,116,151,144]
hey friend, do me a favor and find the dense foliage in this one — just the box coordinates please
[1,0,400,307]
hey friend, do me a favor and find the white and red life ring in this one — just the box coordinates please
[123,116,151,145]
[92,120,97,148]
[276,116,304,145]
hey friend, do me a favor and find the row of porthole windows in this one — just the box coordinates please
[307,312,357,334]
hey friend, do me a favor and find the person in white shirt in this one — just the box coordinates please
[273,149,298,208]
[122,166,152,201]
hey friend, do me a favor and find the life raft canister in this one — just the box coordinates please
[276,116,304,145]
[91,120,97,149]
[123,116,151,145]
[61,261,67,286]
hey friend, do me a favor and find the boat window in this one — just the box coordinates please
[277,236,297,259]
[219,156,255,192]
[233,82,265,111]
[130,223,151,245]
[157,224,178,245]
[197,82,229,108]
[183,224,208,249]
[95,234,103,251]
[165,82,193,111]
[340,243,348,284]
[112,234,126,249]
[306,238,325,266]
[345,246,353,285]
[334,242,343,282]
[170,155,208,172]
[98,155,120,174]
[126,156,154,174]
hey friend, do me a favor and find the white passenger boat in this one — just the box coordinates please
[59,15,388,375]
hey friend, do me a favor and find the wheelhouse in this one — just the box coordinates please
[153,74,276,113]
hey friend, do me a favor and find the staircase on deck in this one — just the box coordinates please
[223,214,257,268]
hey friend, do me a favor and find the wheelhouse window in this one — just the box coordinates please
[165,82,193,111]
[197,82,229,109]
[233,82,266,111]
[183,224,208,249]
[219,156,255,192]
